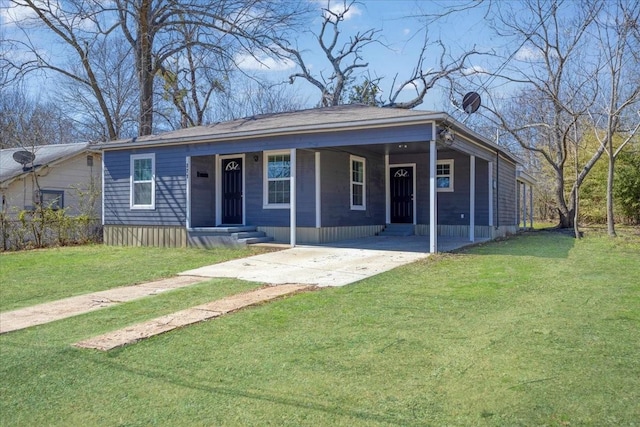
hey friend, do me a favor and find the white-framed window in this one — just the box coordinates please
[130,153,155,209]
[264,151,291,208]
[350,155,366,210]
[436,159,454,192]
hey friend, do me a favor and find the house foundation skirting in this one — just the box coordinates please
[103,225,187,247]
[103,224,518,247]
[258,225,385,244]
[415,224,518,239]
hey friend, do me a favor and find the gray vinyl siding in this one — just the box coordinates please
[497,155,517,226]
[104,148,187,226]
[189,155,215,227]
[437,150,470,225]
[475,159,490,225]
[320,150,385,227]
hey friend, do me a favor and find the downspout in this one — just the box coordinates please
[495,150,500,229]
[290,148,297,247]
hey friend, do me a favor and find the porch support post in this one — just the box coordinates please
[290,148,297,247]
[215,154,221,225]
[385,154,390,224]
[101,155,105,226]
[469,155,475,242]
[186,156,191,229]
[315,151,321,228]
[529,184,534,228]
[488,161,494,227]
[516,182,521,229]
[523,184,528,228]
[429,139,437,253]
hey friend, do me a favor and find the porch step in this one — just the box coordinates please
[188,226,273,248]
[231,231,267,239]
[191,226,257,235]
[237,236,275,245]
[379,224,414,236]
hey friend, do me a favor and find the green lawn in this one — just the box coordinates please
[0,244,272,311]
[1,230,639,426]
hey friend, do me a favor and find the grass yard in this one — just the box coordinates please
[1,230,639,426]
[0,244,272,311]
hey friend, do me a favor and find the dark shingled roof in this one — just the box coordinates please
[103,105,442,147]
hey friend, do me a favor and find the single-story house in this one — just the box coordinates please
[1,143,102,217]
[100,104,528,253]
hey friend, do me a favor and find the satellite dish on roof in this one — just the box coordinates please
[12,150,36,166]
[462,92,481,114]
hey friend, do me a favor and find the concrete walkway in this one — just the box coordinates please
[74,284,310,351]
[0,276,207,334]
[1,235,481,348]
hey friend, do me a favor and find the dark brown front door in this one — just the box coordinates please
[390,166,414,223]
[222,157,243,224]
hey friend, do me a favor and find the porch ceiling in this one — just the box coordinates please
[333,141,460,156]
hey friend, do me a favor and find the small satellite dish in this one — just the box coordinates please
[438,128,455,145]
[12,150,36,166]
[462,92,481,114]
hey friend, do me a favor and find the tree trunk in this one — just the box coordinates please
[574,186,581,238]
[558,208,575,228]
[554,167,574,228]
[607,154,616,236]
[137,0,154,136]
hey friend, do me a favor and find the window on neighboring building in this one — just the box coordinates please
[39,190,64,210]
[264,151,291,207]
[350,155,366,210]
[130,153,155,209]
[436,159,454,192]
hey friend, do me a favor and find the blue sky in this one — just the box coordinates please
[237,0,502,112]
[1,0,505,114]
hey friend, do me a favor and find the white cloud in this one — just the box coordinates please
[462,65,488,76]
[313,0,362,21]
[0,2,40,26]
[235,53,296,72]
[515,45,542,61]
[0,1,99,31]
[403,28,411,36]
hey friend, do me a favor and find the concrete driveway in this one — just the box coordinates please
[180,235,482,287]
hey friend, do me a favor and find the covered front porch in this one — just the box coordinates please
[185,136,515,253]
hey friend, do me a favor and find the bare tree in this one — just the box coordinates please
[279,0,481,109]
[475,0,606,228]
[113,0,309,135]
[0,88,79,148]
[2,0,123,140]
[57,36,139,142]
[589,0,640,236]
[214,78,307,121]
[3,0,310,138]
[154,20,233,129]
[278,1,380,107]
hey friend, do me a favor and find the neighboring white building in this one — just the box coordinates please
[1,143,102,218]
